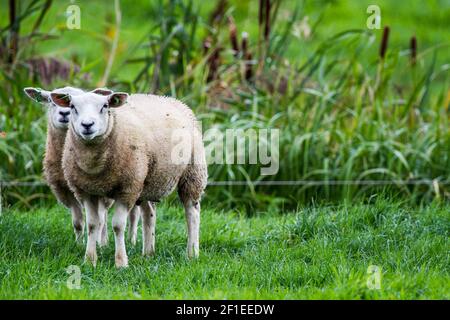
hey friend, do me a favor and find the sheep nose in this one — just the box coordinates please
[81,121,95,129]
[59,110,70,117]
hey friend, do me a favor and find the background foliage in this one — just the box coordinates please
[0,0,449,210]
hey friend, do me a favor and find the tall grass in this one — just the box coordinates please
[0,0,448,210]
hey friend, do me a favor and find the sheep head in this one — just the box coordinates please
[50,90,128,141]
[24,86,85,130]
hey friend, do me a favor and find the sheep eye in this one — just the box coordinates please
[70,104,78,114]
[101,104,108,113]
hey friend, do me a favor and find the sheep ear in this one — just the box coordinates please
[108,92,128,108]
[50,93,71,108]
[24,87,50,104]
[92,88,113,96]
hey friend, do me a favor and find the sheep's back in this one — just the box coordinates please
[113,94,205,202]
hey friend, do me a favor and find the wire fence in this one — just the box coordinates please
[1,179,448,214]
[1,179,449,187]
[207,179,450,186]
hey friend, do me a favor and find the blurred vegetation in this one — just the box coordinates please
[0,0,449,210]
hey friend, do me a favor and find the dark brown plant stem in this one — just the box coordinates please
[209,0,228,26]
[241,32,248,57]
[244,52,253,81]
[410,36,417,66]
[379,26,390,59]
[207,47,222,82]
[258,0,264,26]
[0,40,5,62]
[258,0,264,64]
[228,16,239,57]
[257,0,271,76]
[264,0,271,41]
[8,0,19,64]
[241,32,252,81]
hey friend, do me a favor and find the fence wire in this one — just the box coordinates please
[1,179,449,187]
[1,179,448,214]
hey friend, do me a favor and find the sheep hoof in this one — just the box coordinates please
[187,254,199,260]
[85,252,98,267]
[142,248,155,257]
[98,239,108,247]
[187,248,199,260]
[130,235,137,247]
[115,254,128,268]
[98,235,109,247]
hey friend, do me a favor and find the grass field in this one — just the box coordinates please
[0,198,448,299]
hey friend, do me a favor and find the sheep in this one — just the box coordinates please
[23,87,141,246]
[50,91,207,267]
[24,86,88,241]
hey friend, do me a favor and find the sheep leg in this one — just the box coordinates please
[128,206,140,246]
[184,200,200,259]
[69,202,84,243]
[97,199,108,247]
[141,202,156,256]
[84,197,100,267]
[112,201,129,268]
[100,208,109,246]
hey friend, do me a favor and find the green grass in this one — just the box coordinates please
[0,198,448,299]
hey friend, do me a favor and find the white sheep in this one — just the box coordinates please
[50,91,207,267]
[23,87,141,246]
[24,86,88,241]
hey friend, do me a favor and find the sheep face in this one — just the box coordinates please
[24,87,83,130]
[50,91,128,141]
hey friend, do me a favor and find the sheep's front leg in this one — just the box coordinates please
[112,201,129,268]
[84,197,100,267]
[184,200,200,259]
[128,206,140,246]
[69,201,84,243]
[97,199,108,247]
[141,202,156,256]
